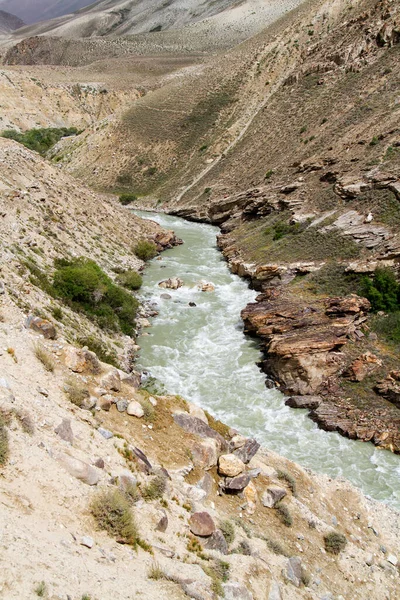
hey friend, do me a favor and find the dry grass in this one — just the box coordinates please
[34,344,55,373]
[90,488,139,548]
[148,562,167,581]
[0,418,9,466]
[64,377,89,408]
[324,532,347,554]
[141,473,167,501]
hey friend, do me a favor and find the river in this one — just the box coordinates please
[135,211,400,510]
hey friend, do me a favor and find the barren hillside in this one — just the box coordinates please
[0,9,24,33]
[0,0,94,24]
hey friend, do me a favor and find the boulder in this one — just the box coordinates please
[173,412,227,450]
[127,400,144,418]
[374,371,400,408]
[54,419,74,444]
[204,530,228,554]
[197,472,214,497]
[223,583,253,599]
[190,439,218,470]
[262,486,287,508]
[233,438,260,463]
[285,556,303,587]
[100,368,121,392]
[158,277,183,290]
[189,512,216,537]
[199,282,215,292]
[268,582,282,600]
[156,512,168,532]
[344,352,381,382]
[218,454,245,477]
[224,473,250,491]
[98,427,113,440]
[188,403,208,424]
[25,315,56,339]
[80,536,94,549]
[244,480,258,515]
[99,397,112,411]
[285,395,321,409]
[116,399,128,412]
[57,454,100,485]
[64,346,101,374]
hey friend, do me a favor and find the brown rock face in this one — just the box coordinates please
[25,315,56,339]
[189,512,216,537]
[375,371,400,409]
[345,352,382,382]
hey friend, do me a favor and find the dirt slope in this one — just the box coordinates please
[0,0,94,24]
[0,9,24,33]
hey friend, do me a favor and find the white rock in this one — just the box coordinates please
[80,536,94,549]
[387,554,398,566]
[127,401,144,418]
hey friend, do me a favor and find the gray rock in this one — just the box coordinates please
[286,556,302,587]
[37,387,49,397]
[197,472,214,497]
[0,281,5,295]
[189,512,216,537]
[58,454,100,485]
[54,419,74,444]
[224,473,250,491]
[223,582,253,599]
[173,412,227,450]
[80,536,94,549]
[262,486,287,508]
[100,368,121,392]
[204,530,228,554]
[94,458,105,469]
[233,438,260,463]
[365,554,374,566]
[116,399,128,412]
[98,427,113,440]
[285,396,321,409]
[132,446,153,473]
[268,581,282,600]
[160,293,172,299]
[155,512,168,532]
[387,554,398,566]
[181,581,213,600]
[25,315,56,339]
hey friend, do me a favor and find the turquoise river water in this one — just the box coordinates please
[135,211,400,510]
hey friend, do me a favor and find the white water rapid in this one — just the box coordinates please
[135,211,400,510]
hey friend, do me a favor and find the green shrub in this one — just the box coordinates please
[264,169,274,180]
[275,502,293,527]
[53,258,138,335]
[90,488,139,548]
[0,417,9,466]
[324,532,347,554]
[119,193,137,206]
[51,306,63,321]
[219,519,235,545]
[141,473,167,500]
[371,312,400,344]
[64,377,89,408]
[134,240,157,261]
[34,581,47,597]
[77,335,119,368]
[272,220,306,241]
[361,267,400,312]
[117,270,143,290]
[2,127,79,155]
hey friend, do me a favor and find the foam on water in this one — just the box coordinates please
[135,211,400,509]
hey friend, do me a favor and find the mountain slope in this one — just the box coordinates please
[0,9,24,33]
[0,0,94,24]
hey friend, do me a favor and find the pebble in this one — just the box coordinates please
[37,387,49,397]
[387,554,398,566]
[98,427,113,439]
[80,536,94,549]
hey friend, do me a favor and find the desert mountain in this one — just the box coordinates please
[0,9,24,33]
[0,0,94,24]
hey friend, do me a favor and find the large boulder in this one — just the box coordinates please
[189,439,218,470]
[25,315,56,339]
[218,454,245,477]
[158,277,183,290]
[189,512,216,537]
[261,486,287,508]
[233,438,260,463]
[223,473,250,492]
[127,400,144,417]
[64,346,101,374]
[223,583,253,600]
[173,412,228,450]
[100,368,121,392]
[57,453,100,485]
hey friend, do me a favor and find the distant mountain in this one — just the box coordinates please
[0,1,95,24]
[0,9,25,32]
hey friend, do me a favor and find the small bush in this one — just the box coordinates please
[371,311,400,344]
[141,473,167,500]
[219,519,235,545]
[262,536,290,557]
[275,502,293,527]
[276,469,297,495]
[2,127,79,155]
[361,267,400,313]
[77,335,119,368]
[148,562,167,580]
[264,169,274,180]
[119,193,137,206]
[34,581,47,597]
[117,270,143,291]
[140,398,155,422]
[64,377,89,408]
[134,240,157,261]
[369,136,379,146]
[324,532,347,554]
[0,418,9,466]
[51,306,63,321]
[233,540,251,555]
[34,344,55,373]
[204,410,231,439]
[90,488,139,547]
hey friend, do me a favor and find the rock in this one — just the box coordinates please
[189,302,197,307]
[58,454,100,485]
[285,396,321,409]
[197,472,214,497]
[248,457,277,478]
[98,427,113,440]
[280,182,301,194]
[181,581,214,600]
[223,582,253,599]
[233,438,260,463]
[64,346,100,374]
[94,458,105,469]
[365,554,374,566]
[262,486,287,508]
[230,434,247,450]
[199,282,215,292]
[344,352,381,382]
[387,554,398,566]
[160,293,172,299]
[189,512,216,537]
[285,556,303,587]
[224,473,250,491]
[137,317,151,328]
[37,387,49,397]
[158,277,183,290]
[121,371,141,389]
[99,397,112,411]
[127,400,144,418]
[0,281,5,295]
[156,512,168,532]
[173,412,227,450]
[374,371,400,408]
[188,403,208,424]
[100,368,121,392]
[268,581,282,600]
[204,530,228,554]
[190,439,218,469]
[244,480,258,514]
[54,419,74,444]
[80,536,94,549]
[218,454,245,477]
[25,315,56,339]
[116,399,128,412]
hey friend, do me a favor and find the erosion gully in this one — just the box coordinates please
[134,211,400,510]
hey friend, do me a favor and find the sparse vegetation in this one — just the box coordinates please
[275,502,293,527]
[204,410,231,438]
[261,535,290,557]
[90,488,139,548]
[34,344,55,373]
[64,377,89,408]
[0,415,9,466]
[2,127,79,155]
[117,269,143,291]
[324,532,347,554]
[53,257,139,335]
[119,193,137,205]
[141,473,167,500]
[140,397,155,422]
[264,169,274,180]
[148,562,167,580]
[134,240,157,261]
[34,581,47,597]
[77,335,119,368]
[219,519,235,545]
[371,312,400,345]
[276,469,297,495]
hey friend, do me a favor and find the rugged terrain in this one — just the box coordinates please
[0,10,24,34]
[0,0,400,597]
[0,0,94,24]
